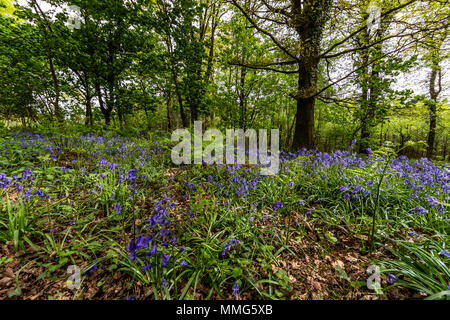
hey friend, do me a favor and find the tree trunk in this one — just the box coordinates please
[290,0,332,150]
[358,77,370,154]
[359,120,371,153]
[47,46,61,121]
[426,65,441,159]
[356,7,391,154]
[104,110,111,126]
[239,66,247,130]
[95,82,111,126]
[443,139,447,161]
[171,67,187,128]
[293,98,315,150]
[31,0,62,121]
[85,90,93,126]
[190,100,198,125]
[292,66,316,150]
[426,100,437,159]
[166,91,172,131]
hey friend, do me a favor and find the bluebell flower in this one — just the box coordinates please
[408,231,420,239]
[222,239,240,256]
[84,263,98,275]
[232,283,239,297]
[414,206,428,215]
[162,254,170,267]
[33,190,46,199]
[127,241,137,261]
[113,203,122,214]
[180,260,188,266]
[426,196,439,208]
[128,169,137,183]
[147,244,157,257]
[387,273,397,284]
[272,201,283,212]
[136,235,150,250]
[439,250,450,258]
[142,264,152,271]
[168,202,176,210]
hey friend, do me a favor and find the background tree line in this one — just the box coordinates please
[0,0,449,159]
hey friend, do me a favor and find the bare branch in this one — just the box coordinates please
[230,0,298,61]
[320,0,418,58]
[229,60,298,74]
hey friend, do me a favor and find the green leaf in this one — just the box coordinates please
[325,232,338,243]
[336,265,350,282]
[232,267,242,277]
[8,286,22,298]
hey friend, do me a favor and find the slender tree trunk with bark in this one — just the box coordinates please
[31,0,62,121]
[166,91,172,131]
[239,66,247,130]
[170,67,187,128]
[426,64,441,159]
[85,93,92,126]
[104,110,111,126]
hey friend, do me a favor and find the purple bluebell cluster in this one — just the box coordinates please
[272,201,283,212]
[113,202,122,214]
[33,190,49,199]
[124,196,186,275]
[414,206,429,215]
[1,130,448,299]
[222,239,240,256]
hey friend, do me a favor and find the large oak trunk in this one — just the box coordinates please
[290,0,332,151]
[292,62,318,150]
[293,96,315,150]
